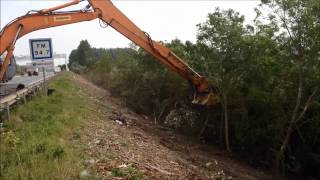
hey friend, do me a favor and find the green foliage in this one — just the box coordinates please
[51,145,65,159]
[85,43,189,122]
[69,40,93,67]
[3,131,20,149]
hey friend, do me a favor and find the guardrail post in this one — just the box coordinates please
[23,94,27,104]
[42,67,47,96]
[33,88,37,96]
[6,102,10,121]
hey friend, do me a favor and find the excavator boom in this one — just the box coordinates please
[0,10,99,81]
[0,11,99,54]
[0,0,218,105]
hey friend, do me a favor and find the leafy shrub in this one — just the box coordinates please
[51,145,65,159]
[164,107,200,134]
[4,131,20,149]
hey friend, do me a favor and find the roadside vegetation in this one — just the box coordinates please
[0,73,95,179]
[69,0,320,178]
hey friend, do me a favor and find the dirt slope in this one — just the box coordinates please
[71,73,272,180]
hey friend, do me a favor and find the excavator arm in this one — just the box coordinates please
[0,9,99,80]
[0,0,218,105]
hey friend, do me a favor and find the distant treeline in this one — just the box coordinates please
[69,0,320,178]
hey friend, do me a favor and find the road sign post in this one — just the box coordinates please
[29,38,53,95]
[42,67,46,94]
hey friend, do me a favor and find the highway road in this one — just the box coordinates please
[0,72,55,97]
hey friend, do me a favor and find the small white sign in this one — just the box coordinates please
[32,60,54,68]
[29,38,53,60]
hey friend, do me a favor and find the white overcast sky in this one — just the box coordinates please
[1,0,260,57]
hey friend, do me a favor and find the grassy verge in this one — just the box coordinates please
[0,72,94,180]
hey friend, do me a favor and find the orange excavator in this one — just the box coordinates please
[0,0,218,105]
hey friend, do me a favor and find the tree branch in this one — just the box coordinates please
[295,87,319,124]
[290,69,303,124]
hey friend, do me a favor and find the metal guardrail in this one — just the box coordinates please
[0,74,55,119]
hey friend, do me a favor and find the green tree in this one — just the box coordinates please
[69,40,93,68]
[196,8,250,152]
[258,0,320,175]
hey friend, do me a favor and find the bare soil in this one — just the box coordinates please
[71,73,273,180]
